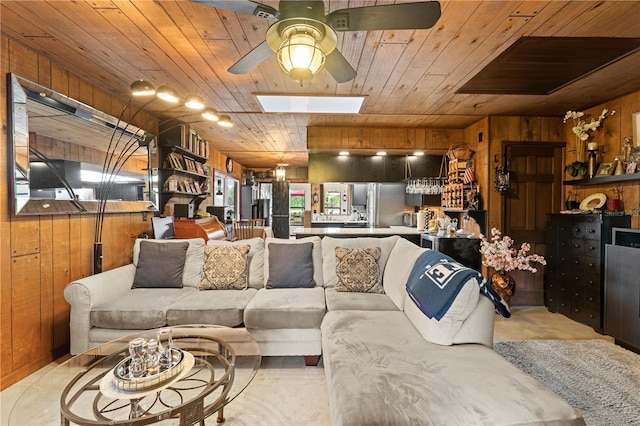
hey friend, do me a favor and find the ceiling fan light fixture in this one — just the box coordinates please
[277,28,326,83]
[130,80,156,97]
[185,95,205,110]
[217,115,233,127]
[156,86,180,103]
[201,107,220,121]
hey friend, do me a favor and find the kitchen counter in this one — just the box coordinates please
[292,226,425,244]
[310,220,368,228]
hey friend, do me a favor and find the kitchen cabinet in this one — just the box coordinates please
[545,214,630,332]
[308,154,442,183]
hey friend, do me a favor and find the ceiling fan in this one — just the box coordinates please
[190,0,442,84]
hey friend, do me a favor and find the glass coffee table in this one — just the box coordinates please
[8,325,261,425]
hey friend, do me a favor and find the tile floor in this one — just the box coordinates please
[0,306,614,425]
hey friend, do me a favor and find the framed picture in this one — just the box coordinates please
[626,161,637,174]
[596,162,615,176]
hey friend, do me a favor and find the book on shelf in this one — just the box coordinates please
[195,162,205,175]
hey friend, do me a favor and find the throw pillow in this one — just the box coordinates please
[199,245,250,290]
[334,247,383,293]
[132,240,189,288]
[266,242,315,289]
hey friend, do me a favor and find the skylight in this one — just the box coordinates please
[255,94,365,113]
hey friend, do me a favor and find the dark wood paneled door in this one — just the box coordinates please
[504,143,564,306]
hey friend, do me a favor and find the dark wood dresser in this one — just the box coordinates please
[545,214,630,332]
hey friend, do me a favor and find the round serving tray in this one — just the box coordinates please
[100,349,195,399]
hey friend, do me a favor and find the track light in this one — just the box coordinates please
[130,80,156,97]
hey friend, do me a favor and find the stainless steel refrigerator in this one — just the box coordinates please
[271,180,289,238]
[366,182,411,227]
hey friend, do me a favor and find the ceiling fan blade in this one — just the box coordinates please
[228,41,274,74]
[325,50,357,84]
[189,0,278,19]
[326,2,441,32]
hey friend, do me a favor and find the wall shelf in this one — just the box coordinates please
[563,172,640,186]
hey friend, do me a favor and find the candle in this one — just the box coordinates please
[587,142,598,151]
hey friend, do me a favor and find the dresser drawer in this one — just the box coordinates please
[571,239,599,255]
[572,255,600,275]
[572,221,601,240]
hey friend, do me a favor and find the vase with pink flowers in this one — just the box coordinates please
[480,228,547,304]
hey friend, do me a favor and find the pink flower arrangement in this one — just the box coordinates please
[480,228,546,273]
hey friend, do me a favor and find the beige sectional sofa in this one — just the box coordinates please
[64,235,584,425]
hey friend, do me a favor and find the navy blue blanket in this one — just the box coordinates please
[406,250,511,320]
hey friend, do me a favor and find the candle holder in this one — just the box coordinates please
[587,149,598,179]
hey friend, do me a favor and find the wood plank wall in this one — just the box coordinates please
[307,127,466,153]
[0,36,245,389]
[563,91,640,229]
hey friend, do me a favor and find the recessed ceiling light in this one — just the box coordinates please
[339,151,350,156]
[255,94,365,113]
[376,151,387,156]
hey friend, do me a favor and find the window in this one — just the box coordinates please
[324,191,341,215]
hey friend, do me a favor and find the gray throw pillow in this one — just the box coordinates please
[132,240,189,288]
[266,242,315,289]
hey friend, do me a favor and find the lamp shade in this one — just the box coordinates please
[157,86,180,103]
[277,28,325,83]
[130,80,156,97]
[217,115,233,127]
[185,95,205,110]
[275,163,287,181]
[201,107,220,121]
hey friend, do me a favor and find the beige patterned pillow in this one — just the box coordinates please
[199,245,250,290]
[335,247,383,293]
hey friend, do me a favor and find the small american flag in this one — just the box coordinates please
[463,162,475,184]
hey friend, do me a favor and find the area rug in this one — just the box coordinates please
[494,339,640,426]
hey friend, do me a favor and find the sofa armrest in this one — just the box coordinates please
[64,264,135,354]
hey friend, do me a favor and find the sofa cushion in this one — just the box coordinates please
[133,238,205,288]
[383,238,427,310]
[334,247,383,293]
[321,310,584,426]
[321,236,400,288]
[207,237,265,289]
[166,288,258,327]
[199,245,250,290]
[132,240,188,288]
[404,276,479,346]
[91,288,194,329]
[244,287,326,329]
[266,242,315,289]
[325,288,399,311]
[263,237,323,288]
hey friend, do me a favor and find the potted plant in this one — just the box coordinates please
[564,108,615,180]
[565,161,588,179]
[565,190,578,210]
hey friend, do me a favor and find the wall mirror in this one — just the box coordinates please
[8,73,157,215]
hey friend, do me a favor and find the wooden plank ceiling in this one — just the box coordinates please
[2,0,640,168]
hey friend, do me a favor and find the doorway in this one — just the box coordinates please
[503,142,565,305]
